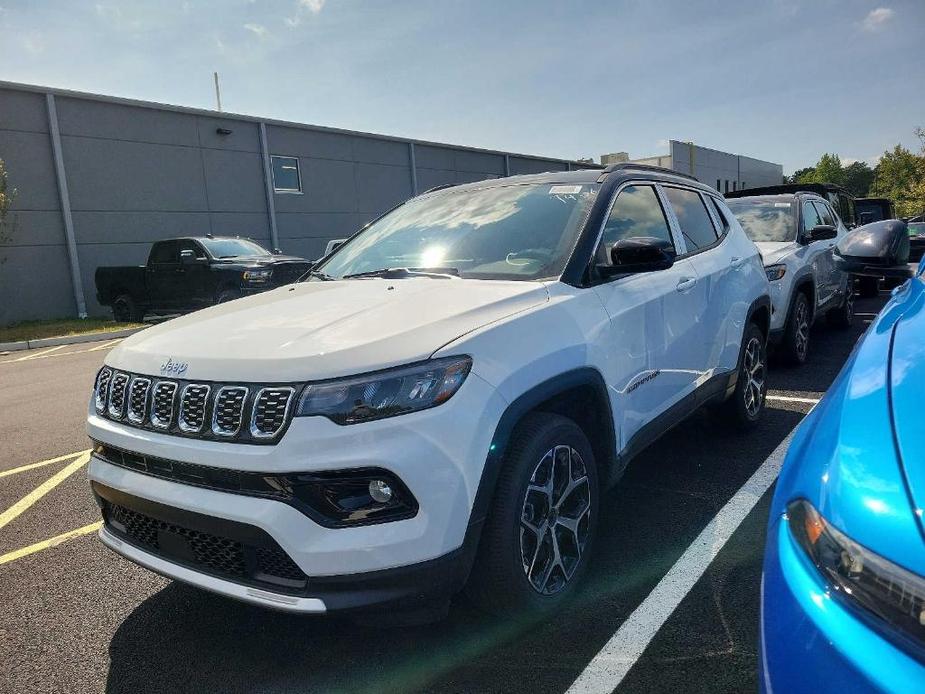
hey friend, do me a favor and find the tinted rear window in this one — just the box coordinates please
[663,187,718,252]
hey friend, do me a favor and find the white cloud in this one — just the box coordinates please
[286,0,326,28]
[243,23,269,39]
[299,0,326,12]
[860,7,895,32]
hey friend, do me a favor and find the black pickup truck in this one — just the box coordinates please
[95,236,312,322]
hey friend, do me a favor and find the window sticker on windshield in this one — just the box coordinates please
[549,185,583,195]
[774,203,790,207]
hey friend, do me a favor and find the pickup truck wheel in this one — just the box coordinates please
[112,294,143,323]
[465,412,599,616]
[721,322,767,429]
[780,292,811,365]
[827,287,854,329]
[216,288,241,304]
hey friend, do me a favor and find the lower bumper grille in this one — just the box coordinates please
[96,484,308,593]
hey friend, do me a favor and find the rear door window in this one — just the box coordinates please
[149,241,179,264]
[663,186,719,253]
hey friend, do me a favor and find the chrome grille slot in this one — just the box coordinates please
[107,372,129,419]
[95,367,113,413]
[251,388,295,438]
[150,381,178,429]
[212,387,248,437]
[178,384,211,433]
[127,377,151,424]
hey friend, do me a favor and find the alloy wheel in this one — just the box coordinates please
[743,336,766,418]
[794,301,809,360]
[520,445,592,595]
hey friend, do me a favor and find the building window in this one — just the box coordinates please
[271,155,302,193]
[733,181,737,191]
[741,181,746,190]
[716,179,721,191]
[725,180,729,193]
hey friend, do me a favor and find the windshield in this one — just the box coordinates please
[726,198,797,242]
[317,183,600,281]
[908,223,925,237]
[200,238,270,258]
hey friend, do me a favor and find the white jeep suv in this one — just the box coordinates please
[725,192,853,364]
[87,164,770,619]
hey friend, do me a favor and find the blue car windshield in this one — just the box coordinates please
[317,183,600,281]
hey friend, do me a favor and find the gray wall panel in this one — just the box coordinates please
[56,97,200,147]
[0,245,75,323]
[196,117,260,153]
[267,125,353,161]
[351,136,409,166]
[510,157,568,174]
[455,171,498,184]
[274,158,357,214]
[416,168,456,191]
[71,211,211,244]
[456,150,505,175]
[274,235,329,261]
[356,163,412,215]
[0,130,61,210]
[0,88,48,132]
[201,149,266,212]
[62,137,208,211]
[276,212,362,241]
[208,212,270,240]
[414,145,455,170]
[0,210,65,247]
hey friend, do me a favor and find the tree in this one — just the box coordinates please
[786,167,815,184]
[842,161,875,198]
[0,158,15,264]
[870,141,925,218]
[800,153,845,186]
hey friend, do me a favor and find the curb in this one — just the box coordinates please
[0,326,147,354]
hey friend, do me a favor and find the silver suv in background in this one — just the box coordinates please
[726,193,853,364]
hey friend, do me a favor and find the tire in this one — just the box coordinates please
[780,292,811,365]
[858,275,879,298]
[465,412,599,617]
[216,288,242,304]
[827,286,854,329]
[112,294,143,323]
[720,322,768,430]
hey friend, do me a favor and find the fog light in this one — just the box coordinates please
[369,479,393,503]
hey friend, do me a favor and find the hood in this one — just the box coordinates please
[219,255,308,266]
[888,279,925,519]
[107,278,548,381]
[754,241,798,266]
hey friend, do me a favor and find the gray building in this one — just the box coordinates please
[0,81,594,325]
[604,140,783,194]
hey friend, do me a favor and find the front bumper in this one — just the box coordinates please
[760,516,925,692]
[86,370,507,611]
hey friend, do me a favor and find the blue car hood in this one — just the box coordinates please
[890,282,925,518]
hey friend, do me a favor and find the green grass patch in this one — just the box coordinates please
[0,318,146,343]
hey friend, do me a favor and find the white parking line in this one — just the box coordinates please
[0,339,122,364]
[14,344,68,361]
[766,394,821,404]
[566,429,798,693]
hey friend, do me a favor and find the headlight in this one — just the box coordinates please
[765,264,787,281]
[788,499,925,649]
[296,356,472,425]
[243,269,272,281]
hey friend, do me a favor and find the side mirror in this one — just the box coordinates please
[324,239,346,256]
[806,224,837,242]
[596,237,675,278]
[272,248,282,255]
[180,249,197,265]
[834,219,911,278]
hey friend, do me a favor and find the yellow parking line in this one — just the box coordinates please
[0,521,102,566]
[0,449,90,479]
[14,344,68,361]
[0,452,91,531]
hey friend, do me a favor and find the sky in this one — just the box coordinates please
[1,0,923,174]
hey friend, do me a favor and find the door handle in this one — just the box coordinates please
[676,277,696,292]
[730,256,746,269]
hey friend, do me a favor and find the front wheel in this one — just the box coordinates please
[720,322,768,430]
[780,292,811,365]
[466,412,599,616]
[827,287,854,329]
[112,294,143,323]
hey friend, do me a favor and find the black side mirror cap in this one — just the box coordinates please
[596,237,676,278]
[807,224,837,242]
[834,219,911,278]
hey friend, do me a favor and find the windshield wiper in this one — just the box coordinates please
[306,269,335,281]
[342,267,460,280]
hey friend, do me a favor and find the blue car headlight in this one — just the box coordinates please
[789,499,925,649]
[295,356,472,425]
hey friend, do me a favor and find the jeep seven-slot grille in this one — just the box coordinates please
[103,500,307,591]
[93,368,296,444]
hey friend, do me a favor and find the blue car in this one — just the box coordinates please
[761,220,925,692]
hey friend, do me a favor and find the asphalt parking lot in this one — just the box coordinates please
[0,294,886,694]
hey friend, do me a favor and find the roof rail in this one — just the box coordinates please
[597,162,698,182]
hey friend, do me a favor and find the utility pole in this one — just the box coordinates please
[213,72,223,112]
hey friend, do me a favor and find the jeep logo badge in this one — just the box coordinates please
[160,358,189,377]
